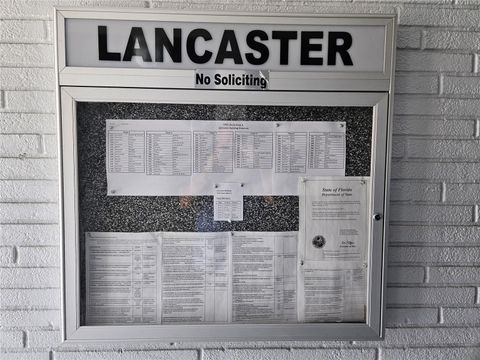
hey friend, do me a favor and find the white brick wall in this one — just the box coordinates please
[1,1,479,360]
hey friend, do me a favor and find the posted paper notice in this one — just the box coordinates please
[298,176,370,322]
[106,119,345,196]
[213,182,244,221]
[85,231,297,325]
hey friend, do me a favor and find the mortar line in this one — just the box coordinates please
[43,20,50,41]
[12,246,18,264]
[438,73,444,96]
[23,330,28,348]
[0,91,6,109]
[438,307,444,324]
[424,266,430,283]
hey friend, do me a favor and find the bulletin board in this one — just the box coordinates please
[56,9,396,343]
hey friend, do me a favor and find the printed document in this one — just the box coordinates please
[231,232,297,323]
[161,232,230,323]
[85,231,297,325]
[85,232,161,325]
[298,176,370,322]
[213,183,244,221]
[106,119,345,196]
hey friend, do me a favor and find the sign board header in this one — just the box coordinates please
[65,19,386,72]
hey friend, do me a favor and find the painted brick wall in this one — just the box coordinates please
[1,0,479,359]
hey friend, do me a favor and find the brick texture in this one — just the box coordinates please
[1,1,479,360]
[53,350,199,360]
[0,289,61,309]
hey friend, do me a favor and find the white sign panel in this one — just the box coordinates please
[65,19,386,72]
[106,119,346,196]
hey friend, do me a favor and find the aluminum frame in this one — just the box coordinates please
[56,8,396,344]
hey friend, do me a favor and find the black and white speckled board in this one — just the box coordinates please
[77,102,372,233]
[76,102,373,323]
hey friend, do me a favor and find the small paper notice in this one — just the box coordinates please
[214,183,244,221]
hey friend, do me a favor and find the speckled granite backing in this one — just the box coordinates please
[76,102,373,323]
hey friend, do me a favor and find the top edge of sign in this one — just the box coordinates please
[55,7,396,19]
[55,9,397,29]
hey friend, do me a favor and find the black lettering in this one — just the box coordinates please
[215,30,243,64]
[328,32,353,66]
[272,31,297,65]
[187,29,213,64]
[245,30,269,65]
[123,27,152,62]
[98,26,121,61]
[155,28,182,63]
[260,78,267,89]
[196,73,211,85]
[301,31,323,65]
